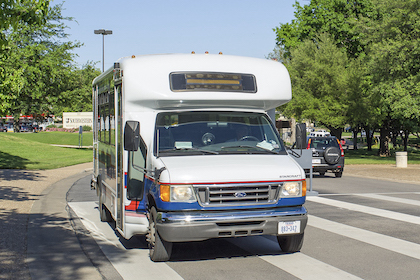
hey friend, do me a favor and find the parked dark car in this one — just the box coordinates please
[307,136,344,177]
[0,125,7,132]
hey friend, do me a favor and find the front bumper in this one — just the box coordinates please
[312,164,343,173]
[312,157,344,173]
[156,206,307,242]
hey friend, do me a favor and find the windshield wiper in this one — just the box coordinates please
[220,145,279,154]
[162,147,219,155]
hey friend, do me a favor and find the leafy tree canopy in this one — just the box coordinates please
[274,0,375,58]
[0,3,98,122]
[0,0,50,47]
[280,33,352,138]
[54,64,101,116]
[274,0,420,154]
[358,0,420,127]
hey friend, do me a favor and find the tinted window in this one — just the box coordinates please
[156,111,285,156]
[309,137,339,149]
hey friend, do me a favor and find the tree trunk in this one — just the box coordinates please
[366,127,373,151]
[391,129,398,148]
[329,127,342,140]
[13,114,20,133]
[402,130,409,151]
[352,127,359,150]
[379,127,391,157]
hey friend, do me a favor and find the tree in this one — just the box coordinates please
[274,0,420,156]
[0,3,94,128]
[280,33,353,139]
[274,0,374,59]
[274,0,376,144]
[357,0,420,155]
[53,63,101,116]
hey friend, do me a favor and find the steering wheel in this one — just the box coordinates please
[239,136,259,141]
[202,132,216,145]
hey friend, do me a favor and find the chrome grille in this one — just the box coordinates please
[195,182,281,206]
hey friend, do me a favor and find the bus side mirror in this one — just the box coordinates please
[295,123,307,149]
[124,121,140,151]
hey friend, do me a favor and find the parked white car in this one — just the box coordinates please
[308,130,331,137]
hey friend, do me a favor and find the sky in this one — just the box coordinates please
[59,0,300,70]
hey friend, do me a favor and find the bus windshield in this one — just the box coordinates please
[155,111,286,156]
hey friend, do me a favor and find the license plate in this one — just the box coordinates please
[278,221,301,235]
[312,158,321,164]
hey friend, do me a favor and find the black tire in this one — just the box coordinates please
[324,147,341,164]
[319,171,326,177]
[148,207,172,262]
[335,170,343,178]
[99,184,112,222]
[277,233,304,253]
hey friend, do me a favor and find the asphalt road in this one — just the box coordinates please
[42,173,420,279]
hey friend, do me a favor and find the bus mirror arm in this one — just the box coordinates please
[153,167,166,181]
[287,146,302,158]
[133,166,165,181]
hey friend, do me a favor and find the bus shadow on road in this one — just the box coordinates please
[169,235,287,262]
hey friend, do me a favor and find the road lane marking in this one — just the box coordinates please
[355,193,420,206]
[68,202,183,280]
[229,236,362,280]
[307,196,420,225]
[319,191,420,197]
[309,215,420,260]
[261,253,362,280]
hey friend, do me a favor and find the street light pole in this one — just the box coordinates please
[94,29,112,72]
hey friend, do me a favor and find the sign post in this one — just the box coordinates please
[79,126,83,148]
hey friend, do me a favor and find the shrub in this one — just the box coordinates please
[45,127,77,132]
[82,125,92,132]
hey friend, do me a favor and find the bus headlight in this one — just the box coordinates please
[280,181,306,197]
[160,185,196,202]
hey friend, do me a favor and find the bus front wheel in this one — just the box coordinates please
[148,207,172,262]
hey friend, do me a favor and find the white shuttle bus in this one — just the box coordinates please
[92,53,307,261]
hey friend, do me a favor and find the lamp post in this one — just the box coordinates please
[94,29,112,72]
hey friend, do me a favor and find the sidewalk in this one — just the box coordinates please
[0,162,93,280]
[50,144,93,149]
[344,164,420,185]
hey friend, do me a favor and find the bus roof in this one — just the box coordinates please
[93,53,292,111]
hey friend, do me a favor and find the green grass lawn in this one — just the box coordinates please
[344,135,420,164]
[0,132,92,170]
[8,131,93,146]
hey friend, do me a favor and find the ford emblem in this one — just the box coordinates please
[234,192,247,198]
